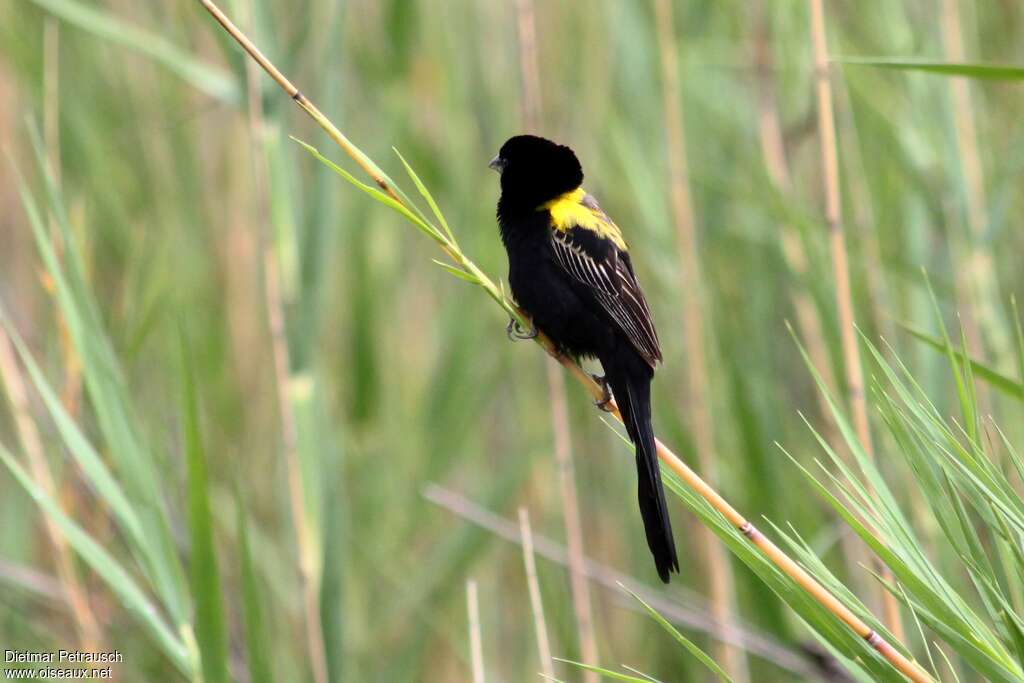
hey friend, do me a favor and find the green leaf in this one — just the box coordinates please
[835,57,1024,80]
[431,260,478,283]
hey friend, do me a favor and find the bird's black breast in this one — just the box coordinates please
[498,209,615,359]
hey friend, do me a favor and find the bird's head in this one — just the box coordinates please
[490,135,583,209]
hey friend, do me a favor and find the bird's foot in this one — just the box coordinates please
[592,374,615,412]
[506,317,538,341]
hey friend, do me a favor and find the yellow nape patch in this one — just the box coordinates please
[540,187,627,250]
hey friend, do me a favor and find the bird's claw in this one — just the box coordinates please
[506,317,538,341]
[592,374,615,412]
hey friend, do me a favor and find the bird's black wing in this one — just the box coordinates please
[550,215,662,368]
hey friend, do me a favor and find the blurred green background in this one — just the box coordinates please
[2,1,1023,681]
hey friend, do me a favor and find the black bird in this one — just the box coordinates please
[490,134,679,582]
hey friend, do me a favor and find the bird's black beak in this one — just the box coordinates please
[488,155,505,173]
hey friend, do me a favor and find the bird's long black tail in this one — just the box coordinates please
[605,358,679,583]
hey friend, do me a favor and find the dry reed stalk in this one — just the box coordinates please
[808,0,904,640]
[197,3,931,678]
[0,331,100,649]
[467,580,486,683]
[513,0,600,676]
[239,3,328,682]
[519,508,555,679]
[651,0,745,679]
[939,0,1008,363]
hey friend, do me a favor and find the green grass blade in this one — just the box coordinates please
[431,259,479,283]
[620,584,735,682]
[236,494,275,683]
[0,312,143,544]
[26,0,239,102]
[0,442,190,674]
[835,57,1024,80]
[899,323,1024,399]
[1011,296,1024,384]
[554,659,653,683]
[182,334,230,683]
[291,137,443,242]
[394,148,455,245]
[14,139,193,629]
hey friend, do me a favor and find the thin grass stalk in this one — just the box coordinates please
[43,22,93,619]
[831,77,897,345]
[651,1,745,679]
[937,0,995,425]
[197,4,930,678]
[545,358,600,677]
[0,558,64,601]
[43,17,60,241]
[514,0,600,676]
[808,0,905,641]
[424,484,823,680]
[240,3,327,682]
[751,1,842,456]
[0,331,100,650]
[43,15,84,431]
[519,508,555,679]
[939,0,1008,363]
[38,16,98,645]
[467,579,485,683]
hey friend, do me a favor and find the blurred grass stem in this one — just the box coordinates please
[519,508,555,679]
[808,0,904,640]
[940,0,1008,363]
[239,2,328,681]
[752,0,873,599]
[652,0,745,679]
[0,331,100,649]
[467,579,485,683]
